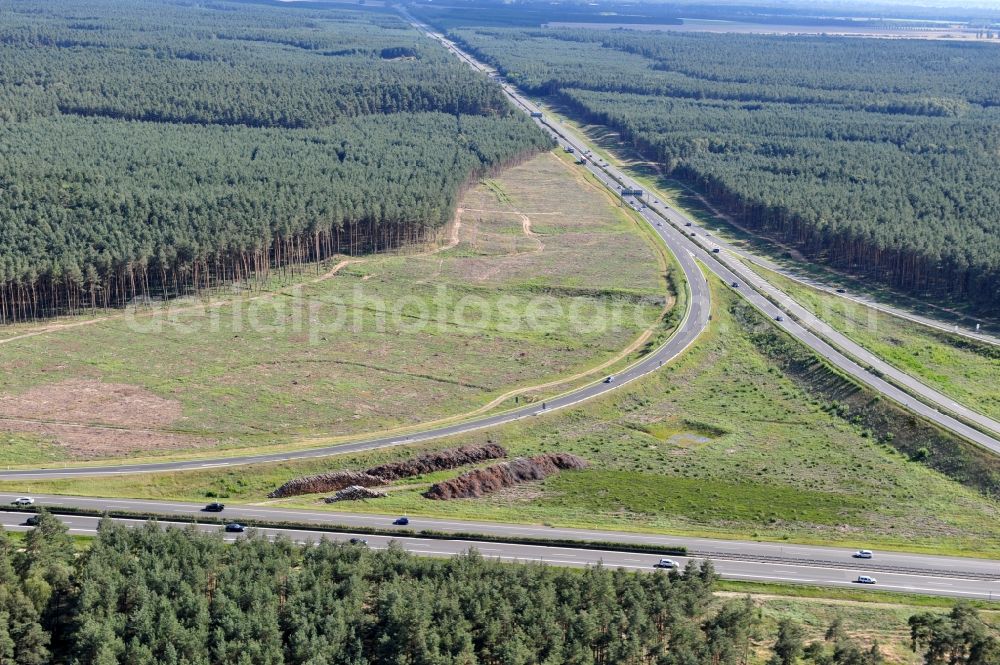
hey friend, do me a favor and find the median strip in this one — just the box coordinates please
[5,506,687,557]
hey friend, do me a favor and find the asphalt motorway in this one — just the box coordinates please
[1,509,996,600]
[731,249,999,346]
[716,249,1000,438]
[408,21,1000,454]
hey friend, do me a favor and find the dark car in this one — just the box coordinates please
[712,248,721,253]
[349,537,369,546]
[775,315,784,322]
[730,281,739,288]
[203,502,225,512]
[224,523,245,533]
[836,288,846,294]
[393,517,410,526]
[24,515,40,527]
[685,222,692,227]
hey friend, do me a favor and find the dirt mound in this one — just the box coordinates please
[365,443,507,481]
[268,471,383,498]
[268,443,508,498]
[324,485,387,502]
[423,453,587,500]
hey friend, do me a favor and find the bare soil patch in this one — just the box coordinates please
[0,379,181,427]
[0,379,208,458]
[0,420,211,459]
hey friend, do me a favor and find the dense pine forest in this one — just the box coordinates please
[2,513,996,664]
[444,26,1000,311]
[0,0,549,322]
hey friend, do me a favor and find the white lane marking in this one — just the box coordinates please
[6,502,996,577]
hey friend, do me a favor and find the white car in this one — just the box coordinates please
[853,549,873,559]
[654,558,678,569]
[10,497,34,506]
[856,575,877,584]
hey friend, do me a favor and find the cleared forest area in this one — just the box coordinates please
[0,153,669,461]
[0,0,550,321]
[443,26,1000,312]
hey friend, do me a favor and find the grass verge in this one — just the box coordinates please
[748,262,1000,423]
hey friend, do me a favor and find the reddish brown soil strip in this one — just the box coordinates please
[423,453,587,500]
[267,443,508,498]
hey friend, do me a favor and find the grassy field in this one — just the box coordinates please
[748,263,1000,423]
[0,151,671,463]
[7,281,998,557]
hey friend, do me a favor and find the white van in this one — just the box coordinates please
[856,575,877,584]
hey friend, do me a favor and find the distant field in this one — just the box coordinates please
[546,20,995,40]
[738,591,1000,665]
[11,281,998,557]
[750,264,1000,423]
[0,152,669,463]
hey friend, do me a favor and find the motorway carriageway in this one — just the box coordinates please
[1,494,997,601]
[1,509,996,601]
